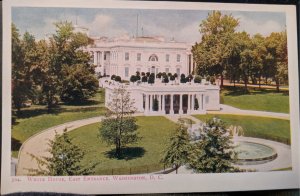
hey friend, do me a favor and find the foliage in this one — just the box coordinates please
[163,75,169,83]
[130,75,137,83]
[192,11,239,87]
[12,24,35,112]
[194,75,202,83]
[115,76,121,82]
[100,86,140,157]
[29,129,96,176]
[170,75,175,81]
[161,122,191,174]
[111,74,116,80]
[60,64,99,103]
[188,118,239,173]
[142,76,148,83]
[180,74,186,83]
[148,74,155,84]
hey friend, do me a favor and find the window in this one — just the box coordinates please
[137,53,141,61]
[166,54,170,62]
[165,68,169,73]
[125,67,129,77]
[177,54,181,62]
[125,52,129,61]
[176,68,180,76]
[149,54,158,61]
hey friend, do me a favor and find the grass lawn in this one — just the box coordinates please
[221,87,289,113]
[67,116,177,175]
[193,114,290,144]
[12,90,106,158]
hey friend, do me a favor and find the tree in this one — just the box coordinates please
[193,11,239,87]
[142,75,148,83]
[265,31,288,92]
[148,74,155,85]
[111,74,116,80]
[130,75,137,83]
[60,64,99,103]
[188,118,238,173]
[161,121,191,174]
[163,75,169,84]
[180,74,186,83]
[29,129,95,176]
[194,75,202,83]
[12,25,35,113]
[99,86,140,157]
[115,76,121,82]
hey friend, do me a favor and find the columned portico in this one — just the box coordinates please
[104,80,220,116]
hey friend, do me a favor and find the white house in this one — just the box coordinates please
[86,35,194,79]
[86,33,220,115]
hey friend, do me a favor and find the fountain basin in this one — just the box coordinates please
[235,141,278,165]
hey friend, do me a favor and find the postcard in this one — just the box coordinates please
[2,0,299,194]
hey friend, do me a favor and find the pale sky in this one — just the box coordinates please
[12,7,286,43]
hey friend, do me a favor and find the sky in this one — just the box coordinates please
[12,7,286,43]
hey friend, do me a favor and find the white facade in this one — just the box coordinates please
[104,79,220,116]
[86,35,194,80]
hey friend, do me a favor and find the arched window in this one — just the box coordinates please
[148,54,158,61]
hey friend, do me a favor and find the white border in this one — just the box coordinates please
[2,0,299,194]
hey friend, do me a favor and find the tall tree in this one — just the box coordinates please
[99,86,140,157]
[193,11,239,87]
[265,31,288,92]
[11,24,36,112]
[188,118,239,173]
[29,129,96,176]
[161,121,191,174]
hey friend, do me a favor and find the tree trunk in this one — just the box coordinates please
[244,74,248,92]
[220,74,224,88]
[258,75,261,89]
[276,78,280,92]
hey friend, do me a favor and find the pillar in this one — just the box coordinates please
[162,94,165,114]
[145,94,149,114]
[150,94,153,112]
[170,94,174,114]
[187,94,190,114]
[158,95,161,112]
[179,94,183,114]
[93,51,97,65]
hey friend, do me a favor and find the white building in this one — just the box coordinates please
[87,35,194,79]
[86,34,220,115]
[104,80,220,116]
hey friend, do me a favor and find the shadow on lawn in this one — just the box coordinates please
[223,86,288,96]
[15,106,103,119]
[11,137,22,151]
[105,147,146,160]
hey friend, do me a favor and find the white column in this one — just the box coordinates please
[150,94,153,112]
[145,94,149,114]
[187,94,190,114]
[158,95,161,112]
[170,94,174,114]
[162,94,165,114]
[201,94,204,110]
[179,94,183,114]
[93,51,97,65]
